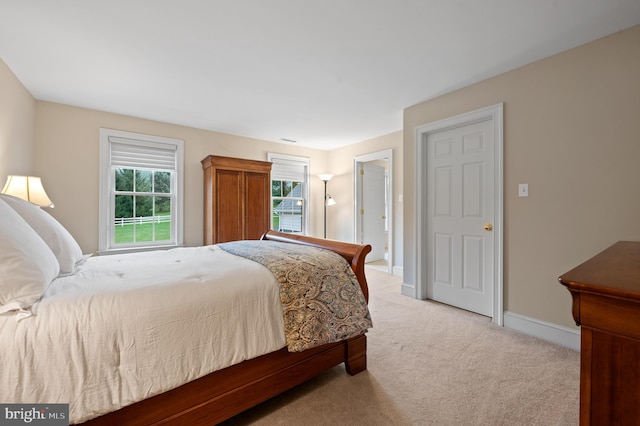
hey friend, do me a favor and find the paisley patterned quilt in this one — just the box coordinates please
[218,240,373,352]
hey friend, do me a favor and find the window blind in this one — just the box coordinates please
[271,159,306,182]
[109,136,177,171]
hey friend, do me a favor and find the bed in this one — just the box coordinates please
[0,194,372,425]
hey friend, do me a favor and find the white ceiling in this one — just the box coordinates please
[1,1,639,150]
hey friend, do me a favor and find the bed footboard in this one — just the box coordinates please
[345,334,367,375]
[261,230,371,301]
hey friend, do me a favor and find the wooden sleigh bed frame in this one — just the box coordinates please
[83,231,372,425]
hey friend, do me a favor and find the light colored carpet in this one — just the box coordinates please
[221,268,580,425]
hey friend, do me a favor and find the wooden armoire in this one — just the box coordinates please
[201,155,272,245]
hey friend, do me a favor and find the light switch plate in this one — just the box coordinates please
[519,184,529,197]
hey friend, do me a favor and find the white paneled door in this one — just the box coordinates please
[360,162,387,262]
[426,119,495,316]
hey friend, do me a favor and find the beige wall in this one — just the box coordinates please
[2,57,402,264]
[327,131,403,270]
[33,102,331,252]
[0,58,35,179]
[403,25,640,328]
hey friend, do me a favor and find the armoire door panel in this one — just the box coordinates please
[245,172,270,240]
[215,169,244,243]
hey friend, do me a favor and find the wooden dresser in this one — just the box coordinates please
[559,241,640,425]
[201,155,271,244]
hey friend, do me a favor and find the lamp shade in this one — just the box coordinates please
[1,175,55,208]
[318,173,334,182]
[326,195,336,206]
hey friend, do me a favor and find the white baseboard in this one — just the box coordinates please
[503,311,580,351]
[401,282,415,298]
[392,265,403,277]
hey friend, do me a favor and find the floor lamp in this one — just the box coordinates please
[318,174,335,238]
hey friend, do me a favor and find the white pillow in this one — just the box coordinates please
[0,193,83,275]
[0,198,60,315]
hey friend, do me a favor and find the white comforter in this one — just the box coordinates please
[0,245,286,424]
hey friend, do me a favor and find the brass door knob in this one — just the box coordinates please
[484,224,493,231]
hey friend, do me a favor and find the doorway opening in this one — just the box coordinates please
[355,149,393,275]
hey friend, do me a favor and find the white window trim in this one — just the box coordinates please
[267,153,310,235]
[99,128,184,254]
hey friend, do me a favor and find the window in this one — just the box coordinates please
[99,129,184,253]
[268,153,309,235]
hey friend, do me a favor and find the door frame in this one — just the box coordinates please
[414,104,504,325]
[354,149,393,275]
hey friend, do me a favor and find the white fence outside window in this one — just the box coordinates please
[115,215,171,226]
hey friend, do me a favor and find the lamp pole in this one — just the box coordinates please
[323,179,328,238]
[318,174,333,239]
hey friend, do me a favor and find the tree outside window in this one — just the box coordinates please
[114,169,172,244]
